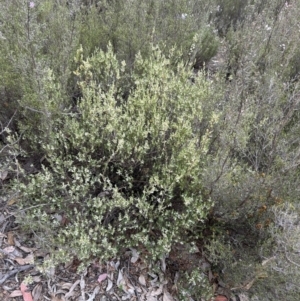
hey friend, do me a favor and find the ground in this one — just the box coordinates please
[0,196,247,301]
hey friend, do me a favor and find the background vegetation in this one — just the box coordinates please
[1,0,300,300]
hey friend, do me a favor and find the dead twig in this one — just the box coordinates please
[0,264,34,285]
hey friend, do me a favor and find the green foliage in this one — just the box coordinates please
[212,0,249,36]
[78,0,219,67]
[0,0,80,153]
[16,44,217,267]
[200,2,300,299]
[0,0,220,154]
[2,0,300,299]
[255,203,300,300]
[178,269,212,301]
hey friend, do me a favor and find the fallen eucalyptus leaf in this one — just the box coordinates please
[127,282,135,295]
[121,294,131,300]
[7,231,15,245]
[117,269,124,287]
[65,279,80,299]
[98,273,108,283]
[15,253,34,265]
[7,198,17,205]
[3,246,16,253]
[244,278,256,290]
[139,275,146,286]
[0,232,7,238]
[0,170,8,180]
[150,285,163,297]
[32,283,43,301]
[146,296,158,301]
[163,289,174,301]
[20,281,34,301]
[61,283,73,290]
[110,260,120,270]
[9,290,23,297]
[106,278,113,291]
[117,269,129,293]
[130,248,139,263]
[160,254,167,273]
[86,286,100,301]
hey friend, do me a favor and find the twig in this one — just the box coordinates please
[65,279,80,299]
[0,110,17,135]
[284,246,300,268]
[0,264,34,285]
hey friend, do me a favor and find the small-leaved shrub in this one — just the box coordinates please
[15,44,217,268]
[3,0,300,299]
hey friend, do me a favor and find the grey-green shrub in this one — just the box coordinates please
[0,0,220,155]
[213,0,249,36]
[201,1,300,299]
[4,0,300,299]
[15,44,217,267]
[0,0,80,153]
[78,0,219,68]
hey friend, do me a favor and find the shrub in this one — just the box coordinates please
[252,203,300,301]
[200,1,300,299]
[15,44,217,267]
[4,0,300,299]
[78,0,219,69]
[210,0,253,37]
[0,0,80,153]
[0,0,220,155]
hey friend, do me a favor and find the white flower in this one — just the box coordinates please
[265,25,272,31]
[181,13,188,20]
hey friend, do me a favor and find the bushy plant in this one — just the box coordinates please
[0,0,81,154]
[178,269,212,301]
[200,1,300,299]
[0,0,220,155]
[78,0,219,69]
[14,44,218,267]
[3,0,300,299]
[251,203,300,301]
[212,0,248,36]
